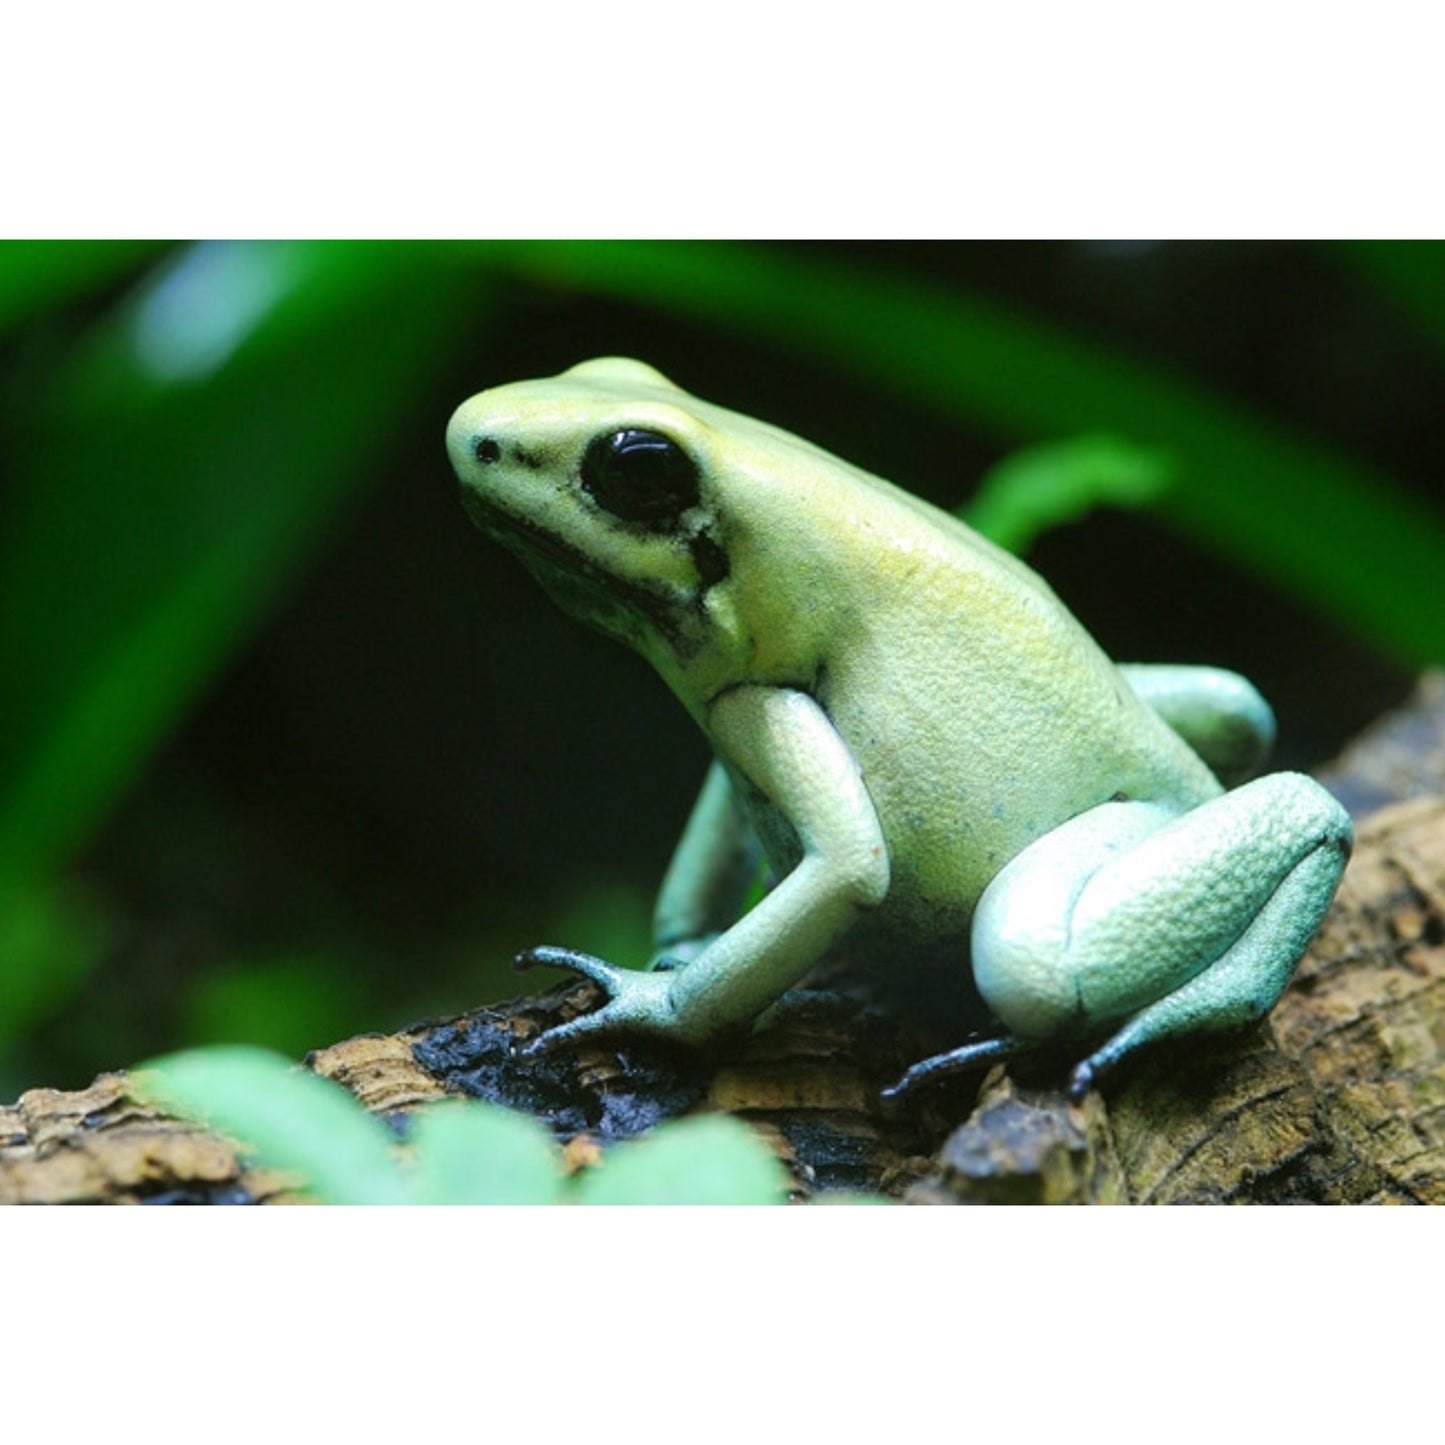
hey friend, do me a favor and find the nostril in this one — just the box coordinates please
[474,437,502,465]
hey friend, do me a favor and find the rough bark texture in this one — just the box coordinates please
[6,674,1445,1205]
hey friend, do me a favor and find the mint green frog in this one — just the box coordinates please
[446,358,1352,1097]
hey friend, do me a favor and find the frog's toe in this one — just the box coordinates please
[517,1012,605,1059]
[1067,1059,1096,1100]
[514,945,627,992]
[880,1034,1022,1101]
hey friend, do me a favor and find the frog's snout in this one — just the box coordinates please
[445,397,491,476]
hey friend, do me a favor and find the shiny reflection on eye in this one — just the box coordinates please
[130,239,295,383]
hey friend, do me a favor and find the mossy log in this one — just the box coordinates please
[6,675,1445,1205]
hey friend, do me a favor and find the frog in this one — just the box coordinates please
[446,357,1353,1098]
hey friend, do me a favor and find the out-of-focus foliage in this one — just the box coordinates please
[1,242,485,1069]
[0,241,163,336]
[2,240,1443,1097]
[138,1045,791,1204]
[1,242,478,887]
[139,1045,412,1204]
[964,434,1175,554]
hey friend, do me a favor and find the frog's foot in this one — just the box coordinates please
[880,1033,1023,1102]
[513,945,677,1056]
[973,772,1353,1097]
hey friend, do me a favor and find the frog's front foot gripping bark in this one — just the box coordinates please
[513,946,678,1056]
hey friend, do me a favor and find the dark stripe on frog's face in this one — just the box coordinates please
[460,487,709,658]
[688,532,730,590]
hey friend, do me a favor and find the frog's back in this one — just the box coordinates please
[721,438,1222,939]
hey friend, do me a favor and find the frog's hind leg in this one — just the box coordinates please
[969,773,1352,1098]
[1117,664,1276,785]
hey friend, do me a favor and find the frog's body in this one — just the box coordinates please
[447,358,1352,1096]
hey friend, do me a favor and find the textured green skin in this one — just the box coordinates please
[447,358,1352,1088]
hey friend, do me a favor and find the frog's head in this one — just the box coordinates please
[447,358,744,690]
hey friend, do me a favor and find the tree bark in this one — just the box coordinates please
[6,674,1445,1205]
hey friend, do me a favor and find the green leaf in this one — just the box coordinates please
[184,956,364,1060]
[0,240,165,337]
[407,1101,565,1205]
[459,240,1445,666]
[135,1045,406,1204]
[572,1115,790,1205]
[964,433,1175,553]
[0,241,485,1049]
[0,241,483,901]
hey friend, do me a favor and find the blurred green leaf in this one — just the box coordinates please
[461,240,1445,666]
[185,956,365,1060]
[137,1044,406,1204]
[136,1045,791,1205]
[0,241,484,897]
[0,240,165,337]
[572,1115,790,1205]
[408,1101,564,1205]
[964,433,1175,553]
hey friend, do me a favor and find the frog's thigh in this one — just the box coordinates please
[972,774,1352,1048]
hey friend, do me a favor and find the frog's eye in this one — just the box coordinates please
[580,429,700,526]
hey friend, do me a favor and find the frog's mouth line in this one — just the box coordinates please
[461,489,696,655]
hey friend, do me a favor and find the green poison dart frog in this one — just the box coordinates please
[447,358,1352,1098]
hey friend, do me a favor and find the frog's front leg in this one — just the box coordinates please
[892,773,1351,1098]
[519,686,889,1055]
[648,760,765,972]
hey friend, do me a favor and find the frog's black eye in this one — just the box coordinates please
[580,429,700,526]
